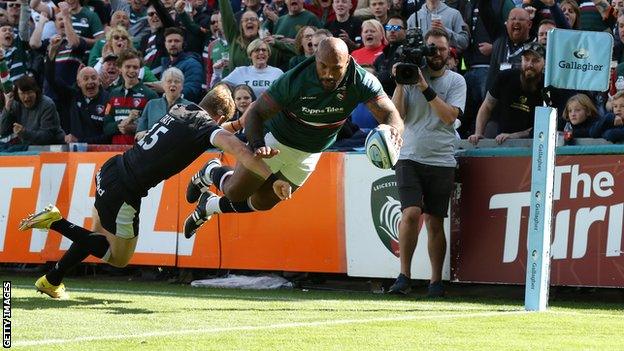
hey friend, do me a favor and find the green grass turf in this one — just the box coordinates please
[4,274,623,350]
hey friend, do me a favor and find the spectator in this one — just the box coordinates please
[28,0,58,41]
[220,83,256,138]
[236,0,264,24]
[140,5,168,78]
[103,48,157,144]
[288,25,317,69]
[99,53,121,90]
[407,0,469,51]
[305,0,336,26]
[480,7,534,93]
[369,0,389,25]
[95,28,159,89]
[387,28,466,297]
[87,10,132,66]
[373,16,406,96]
[222,38,284,97]
[32,6,88,109]
[560,0,580,29]
[311,28,333,52]
[204,11,230,88]
[58,0,105,49]
[173,0,209,54]
[0,0,31,83]
[220,0,294,72]
[109,0,150,47]
[62,67,111,144]
[537,18,556,45]
[560,93,600,139]
[351,19,386,65]
[263,0,322,40]
[0,76,64,145]
[325,0,362,52]
[592,91,624,142]
[468,42,545,145]
[135,67,192,140]
[161,27,204,102]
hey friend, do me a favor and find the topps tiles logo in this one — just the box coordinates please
[558,47,605,73]
[370,176,402,257]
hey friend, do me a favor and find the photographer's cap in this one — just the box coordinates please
[522,42,545,59]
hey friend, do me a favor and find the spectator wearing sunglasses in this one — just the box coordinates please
[373,16,406,96]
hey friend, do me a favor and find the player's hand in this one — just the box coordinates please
[467,133,483,145]
[379,124,403,148]
[272,179,292,200]
[495,133,510,144]
[135,130,147,141]
[254,146,280,158]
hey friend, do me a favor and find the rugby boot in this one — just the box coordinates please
[35,275,69,299]
[186,158,221,203]
[184,191,218,238]
[18,204,62,231]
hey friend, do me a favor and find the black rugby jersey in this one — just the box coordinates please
[116,103,221,196]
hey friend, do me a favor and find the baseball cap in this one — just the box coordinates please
[522,42,545,58]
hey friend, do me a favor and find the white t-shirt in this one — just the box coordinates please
[222,65,284,97]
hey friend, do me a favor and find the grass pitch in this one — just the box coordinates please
[5,273,624,350]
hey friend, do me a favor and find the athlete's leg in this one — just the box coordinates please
[91,207,138,268]
[19,205,111,299]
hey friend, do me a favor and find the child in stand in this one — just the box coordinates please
[591,91,624,142]
[561,94,600,139]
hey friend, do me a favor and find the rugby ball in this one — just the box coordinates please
[365,126,399,169]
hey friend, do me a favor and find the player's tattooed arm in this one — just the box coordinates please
[244,93,282,155]
[367,95,404,135]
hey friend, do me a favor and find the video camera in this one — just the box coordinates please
[394,28,437,84]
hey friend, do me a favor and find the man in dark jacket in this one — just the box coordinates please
[161,27,205,102]
[373,15,406,97]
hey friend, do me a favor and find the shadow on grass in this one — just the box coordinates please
[15,296,155,315]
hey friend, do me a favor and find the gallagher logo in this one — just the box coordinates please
[370,176,402,257]
[573,48,589,59]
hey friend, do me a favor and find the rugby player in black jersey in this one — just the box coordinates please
[18,85,292,299]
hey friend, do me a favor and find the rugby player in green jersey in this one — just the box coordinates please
[184,37,404,237]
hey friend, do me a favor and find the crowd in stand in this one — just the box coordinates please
[1,0,624,148]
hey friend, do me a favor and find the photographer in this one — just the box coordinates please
[388,28,466,297]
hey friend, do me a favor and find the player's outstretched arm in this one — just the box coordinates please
[244,93,283,157]
[212,130,292,200]
[367,95,405,148]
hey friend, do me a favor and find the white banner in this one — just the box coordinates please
[344,154,450,279]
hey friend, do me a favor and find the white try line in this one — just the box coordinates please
[12,284,494,310]
[13,310,528,347]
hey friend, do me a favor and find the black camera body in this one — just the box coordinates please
[394,28,437,84]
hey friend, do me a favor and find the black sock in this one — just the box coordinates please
[50,219,93,242]
[211,166,233,191]
[46,233,110,286]
[218,197,254,213]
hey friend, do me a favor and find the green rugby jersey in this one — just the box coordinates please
[72,7,104,39]
[264,57,384,153]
